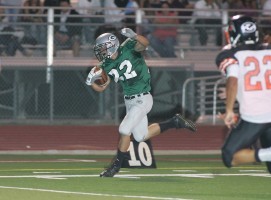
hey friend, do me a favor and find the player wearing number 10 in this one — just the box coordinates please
[216,15,271,173]
[86,28,196,177]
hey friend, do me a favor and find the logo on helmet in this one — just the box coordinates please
[241,22,256,34]
[109,35,117,41]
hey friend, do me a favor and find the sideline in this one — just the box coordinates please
[0,150,220,155]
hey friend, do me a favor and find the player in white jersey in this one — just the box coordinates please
[216,15,271,173]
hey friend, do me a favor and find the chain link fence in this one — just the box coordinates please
[0,62,192,124]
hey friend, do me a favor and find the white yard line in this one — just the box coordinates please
[0,186,194,200]
[239,170,267,173]
[0,159,96,163]
[32,172,62,174]
[0,173,270,179]
[172,170,197,172]
[58,159,96,162]
[0,174,98,178]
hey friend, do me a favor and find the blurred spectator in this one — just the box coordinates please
[104,0,125,24]
[168,0,194,24]
[0,6,30,56]
[262,0,271,14]
[94,1,127,44]
[122,0,139,31]
[190,0,222,46]
[261,0,271,35]
[43,0,64,15]
[147,0,163,32]
[54,0,82,57]
[218,0,230,9]
[263,32,271,44]
[114,0,129,7]
[1,0,24,24]
[76,0,102,44]
[149,1,178,57]
[43,0,62,7]
[0,26,31,56]
[138,0,153,36]
[229,0,259,17]
[21,0,46,45]
[259,0,267,8]
[138,0,150,8]
[150,0,161,8]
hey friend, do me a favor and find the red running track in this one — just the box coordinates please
[0,125,228,151]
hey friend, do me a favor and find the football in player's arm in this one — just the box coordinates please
[85,28,197,177]
[216,15,271,173]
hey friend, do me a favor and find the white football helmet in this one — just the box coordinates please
[93,33,120,62]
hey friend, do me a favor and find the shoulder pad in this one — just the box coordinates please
[222,44,232,50]
[215,48,238,74]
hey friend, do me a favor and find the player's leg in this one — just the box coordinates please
[231,148,257,165]
[142,113,197,141]
[118,94,195,144]
[233,124,271,167]
[222,120,265,167]
[100,95,152,177]
[132,115,197,142]
[99,134,130,178]
[158,113,196,132]
[259,125,271,173]
[100,94,196,177]
[130,113,196,143]
[121,100,189,142]
[119,94,153,142]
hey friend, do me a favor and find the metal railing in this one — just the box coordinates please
[182,75,240,125]
[182,75,223,124]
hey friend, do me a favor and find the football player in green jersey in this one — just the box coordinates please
[86,28,197,177]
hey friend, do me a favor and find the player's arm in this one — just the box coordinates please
[224,76,238,128]
[216,49,239,128]
[120,28,149,52]
[134,34,149,52]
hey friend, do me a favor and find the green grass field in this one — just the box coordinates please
[0,154,270,200]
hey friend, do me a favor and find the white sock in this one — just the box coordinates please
[258,147,271,162]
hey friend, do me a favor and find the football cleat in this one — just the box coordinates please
[100,159,121,177]
[173,114,197,132]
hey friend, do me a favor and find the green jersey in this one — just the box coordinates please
[101,39,151,96]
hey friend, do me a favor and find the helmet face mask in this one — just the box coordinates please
[227,15,259,46]
[94,33,120,62]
